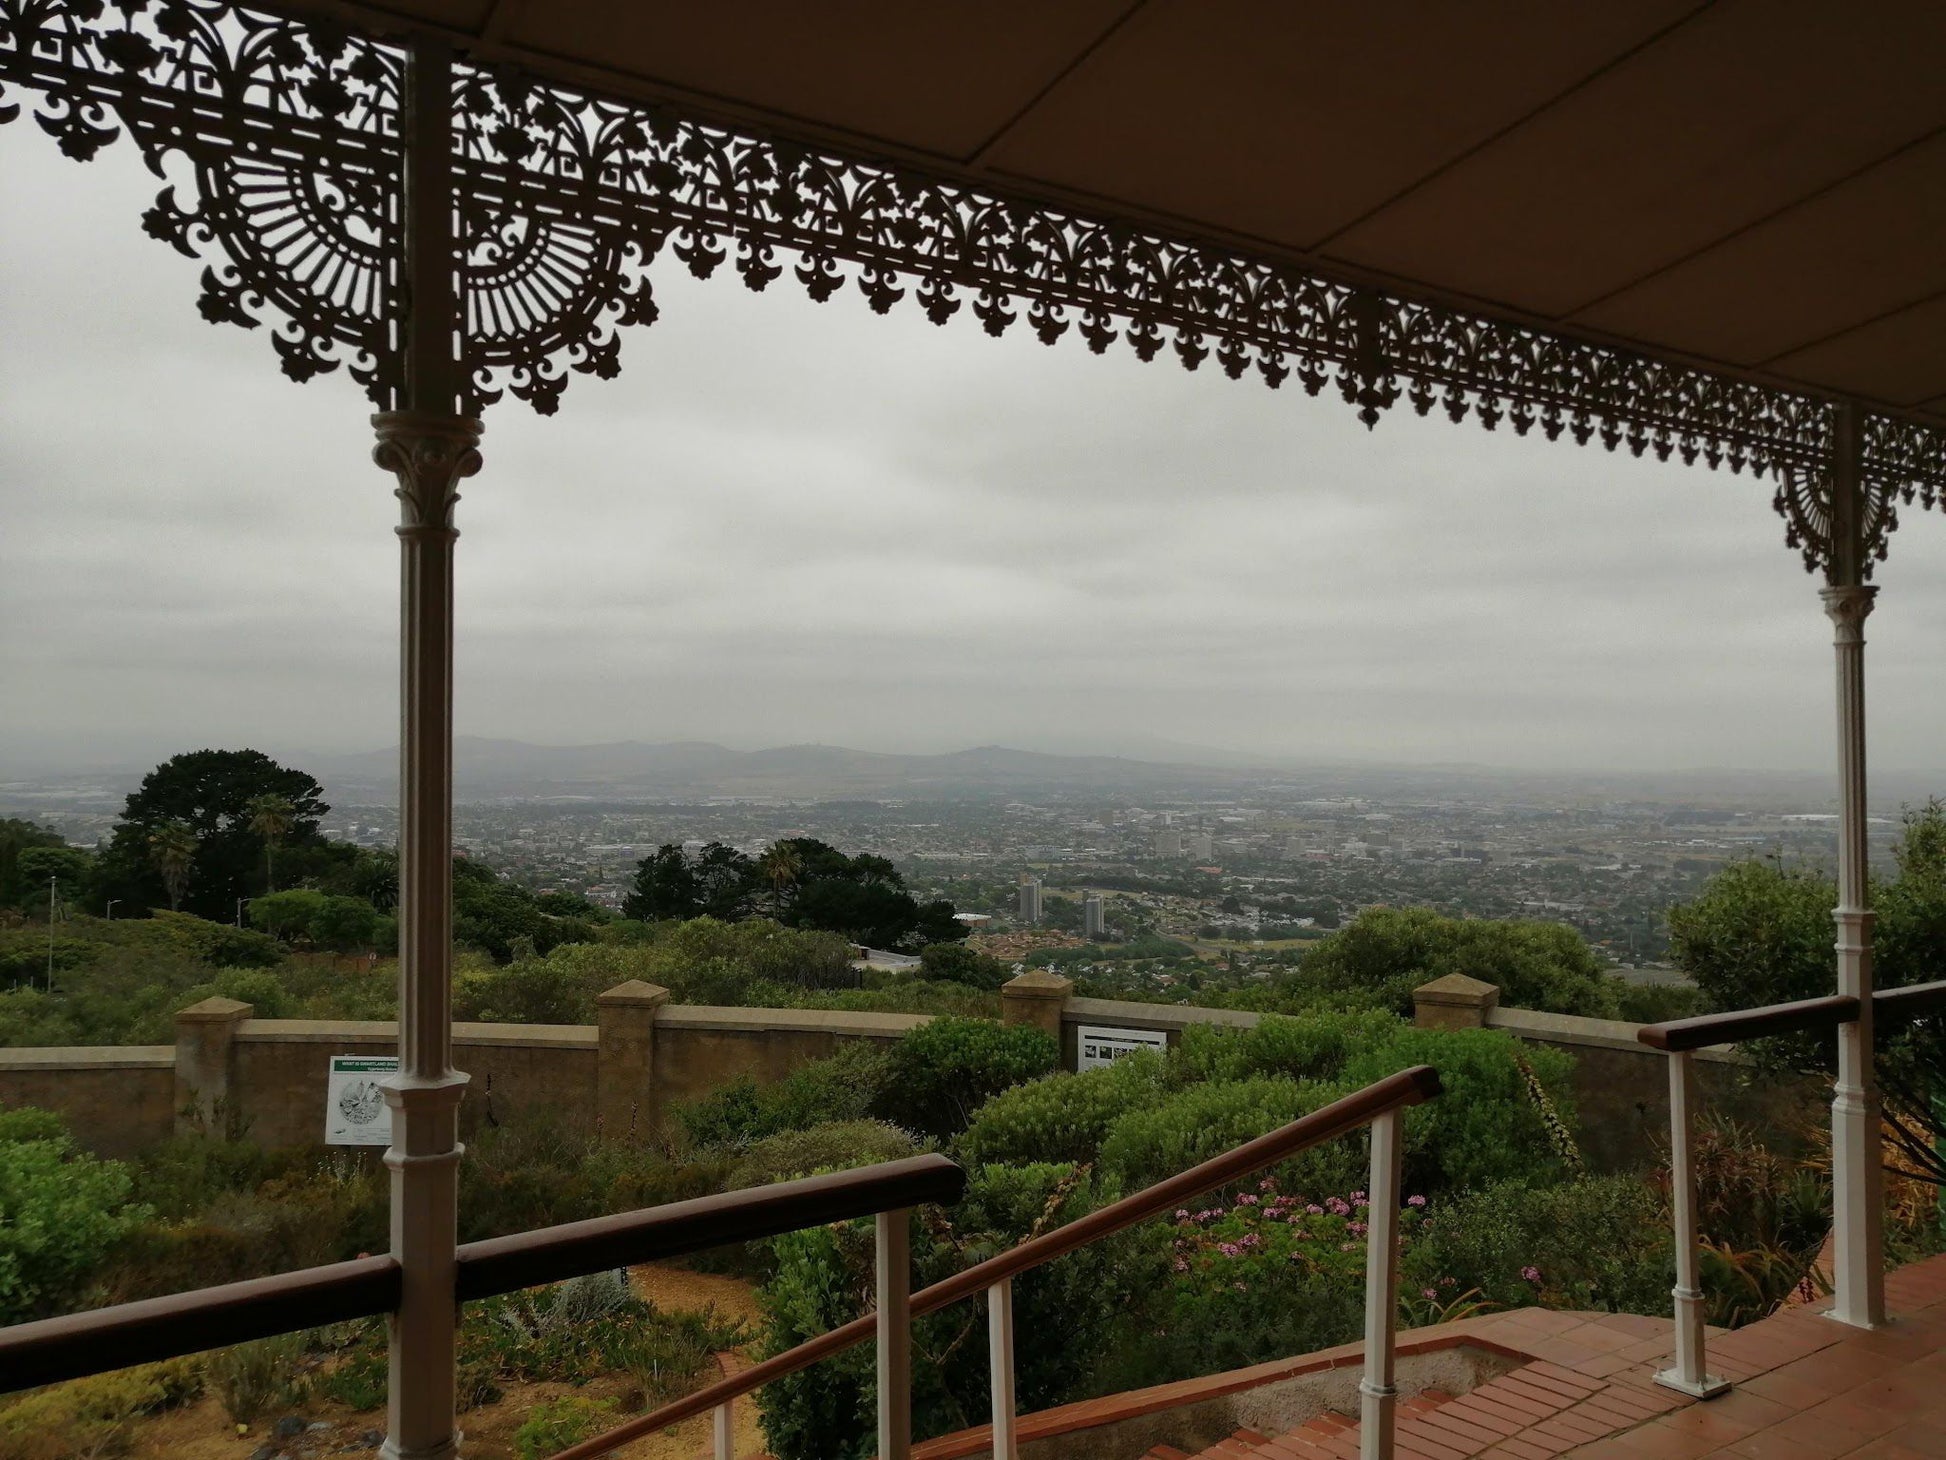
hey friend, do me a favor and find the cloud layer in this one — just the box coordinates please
[3,128,1943,776]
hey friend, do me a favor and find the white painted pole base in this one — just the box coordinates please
[988,1278,1018,1460]
[1653,1365,1731,1400]
[1361,1108,1402,1460]
[1359,1378,1397,1460]
[712,1399,734,1460]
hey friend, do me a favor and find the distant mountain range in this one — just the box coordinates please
[303,737,1260,802]
[288,737,1939,809]
[6,735,1938,809]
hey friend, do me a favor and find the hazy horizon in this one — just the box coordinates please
[6,130,1946,781]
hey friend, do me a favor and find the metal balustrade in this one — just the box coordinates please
[553,1065,1443,1460]
[0,1156,966,1394]
[0,1068,1441,1460]
[1637,979,1946,1398]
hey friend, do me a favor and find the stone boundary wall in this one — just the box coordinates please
[0,974,1819,1167]
[0,982,928,1157]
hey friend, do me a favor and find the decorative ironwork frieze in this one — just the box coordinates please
[5,0,1944,575]
[1773,467,1902,581]
[1,0,405,401]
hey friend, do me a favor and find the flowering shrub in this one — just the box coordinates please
[1168,1179,1429,1287]
[1091,1178,1439,1387]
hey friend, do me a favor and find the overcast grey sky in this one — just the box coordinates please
[2,127,1942,778]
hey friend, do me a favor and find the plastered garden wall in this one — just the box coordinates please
[0,974,1817,1168]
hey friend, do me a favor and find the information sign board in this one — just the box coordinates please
[1075,1024,1170,1071]
[325,1054,397,1147]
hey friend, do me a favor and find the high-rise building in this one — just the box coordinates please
[1017,873,1043,925]
[1154,827,1182,859]
[1187,832,1213,861]
[1082,892,1107,938]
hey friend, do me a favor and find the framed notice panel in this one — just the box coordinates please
[325,1054,398,1146]
[1076,1024,1169,1071]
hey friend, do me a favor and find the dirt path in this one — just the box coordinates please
[122,1263,769,1460]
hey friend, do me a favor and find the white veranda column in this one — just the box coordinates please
[374,37,479,1460]
[1823,402,1885,1330]
[1825,580,1884,1327]
[1360,1108,1403,1460]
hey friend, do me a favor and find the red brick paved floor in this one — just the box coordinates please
[1151,1254,1946,1460]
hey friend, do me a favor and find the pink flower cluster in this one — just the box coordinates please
[1168,1178,1433,1289]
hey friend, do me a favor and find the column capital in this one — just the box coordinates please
[1820,583,1877,642]
[372,411,483,531]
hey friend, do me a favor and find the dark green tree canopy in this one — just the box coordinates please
[1297,905,1621,1019]
[1669,801,1946,1186]
[96,750,329,920]
[0,819,67,911]
[622,837,965,952]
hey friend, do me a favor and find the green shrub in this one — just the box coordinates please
[1297,907,1621,1018]
[728,1120,918,1189]
[98,1154,386,1304]
[0,1118,148,1324]
[1614,981,1706,1025]
[917,942,1010,990]
[1341,1026,1578,1194]
[514,1396,616,1460]
[0,1357,202,1460]
[171,966,295,1020]
[1098,1076,1364,1196]
[0,1106,67,1144]
[871,1018,1059,1140]
[956,1054,1164,1169]
[454,954,599,1024]
[126,1133,287,1221]
[1409,1176,1672,1316]
[325,1278,746,1420]
[758,1163,1122,1460]
[208,1330,311,1426]
[1109,1180,1419,1388]
[1171,1009,1404,1086]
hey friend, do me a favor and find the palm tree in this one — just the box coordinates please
[148,822,198,913]
[245,793,294,893]
[758,842,802,917]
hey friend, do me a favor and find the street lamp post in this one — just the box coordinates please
[105,899,120,920]
[47,875,58,992]
[236,897,246,928]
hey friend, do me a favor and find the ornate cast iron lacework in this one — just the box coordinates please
[3,1,1943,574]
[0,0,404,401]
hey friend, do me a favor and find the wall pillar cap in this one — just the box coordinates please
[176,997,254,1024]
[1412,974,1500,1009]
[1002,970,1074,999]
[597,980,671,1009]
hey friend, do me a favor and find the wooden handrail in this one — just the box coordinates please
[1637,993,1859,1052]
[0,1155,966,1397]
[456,1154,966,1300]
[552,1064,1444,1460]
[1873,979,1946,1022]
[0,1255,401,1396]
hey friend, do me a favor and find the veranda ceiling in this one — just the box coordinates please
[289,0,1946,428]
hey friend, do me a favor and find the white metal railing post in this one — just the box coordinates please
[1360,1108,1402,1460]
[988,1278,1018,1460]
[877,1208,913,1460]
[1656,1050,1728,1397]
[712,1400,734,1460]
